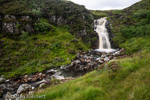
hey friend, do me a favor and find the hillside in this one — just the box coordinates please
[26,0,150,100]
[0,0,98,78]
[0,0,96,42]
[0,0,150,100]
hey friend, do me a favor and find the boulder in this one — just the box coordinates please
[101,54,106,58]
[5,92,12,100]
[21,16,30,21]
[11,94,18,100]
[57,16,63,24]
[99,60,104,64]
[0,84,6,90]
[3,22,14,33]
[100,58,104,61]
[60,65,67,70]
[10,15,16,20]
[17,84,32,94]
[5,15,9,19]
[50,15,56,22]
[53,75,65,80]
[5,92,18,100]
[104,57,110,62]
[0,77,5,83]
[39,83,46,89]
[108,56,113,60]
[46,69,56,74]
[24,24,33,33]
[80,29,87,36]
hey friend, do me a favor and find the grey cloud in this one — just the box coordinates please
[69,0,141,10]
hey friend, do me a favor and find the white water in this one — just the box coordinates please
[94,17,116,53]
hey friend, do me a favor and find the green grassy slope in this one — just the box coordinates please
[27,0,150,99]
[0,0,94,78]
[0,20,89,78]
[28,38,150,100]
[108,0,150,48]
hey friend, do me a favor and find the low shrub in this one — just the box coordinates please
[34,20,51,33]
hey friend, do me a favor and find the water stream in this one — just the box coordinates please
[1,18,122,100]
[94,17,116,53]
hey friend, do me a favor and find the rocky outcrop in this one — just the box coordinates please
[50,15,56,22]
[49,15,67,25]
[1,15,35,39]
[78,29,87,37]
[17,84,32,94]
[3,22,19,34]
[0,0,97,47]
[24,24,34,33]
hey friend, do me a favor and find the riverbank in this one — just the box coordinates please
[1,48,126,99]
[26,38,150,100]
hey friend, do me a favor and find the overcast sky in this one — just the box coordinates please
[69,0,141,10]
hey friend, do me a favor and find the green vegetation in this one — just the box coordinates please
[0,0,95,78]
[90,10,108,19]
[0,24,89,78]
[27,38,150,100]
[34,19,51,33]
[1,0,150,99]
[25,0,150,100]
[112,10,123,14]
[0,0,93,39]
[108,0,150,47]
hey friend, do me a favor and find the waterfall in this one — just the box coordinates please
[94,17,116,53]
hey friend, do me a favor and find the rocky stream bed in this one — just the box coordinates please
[0,48,126,100]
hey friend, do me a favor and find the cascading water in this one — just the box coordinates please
[94,17,116,53]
